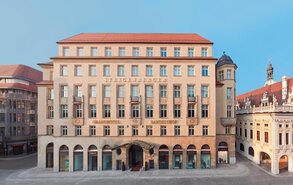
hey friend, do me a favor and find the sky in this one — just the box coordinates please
[0,0,293,95]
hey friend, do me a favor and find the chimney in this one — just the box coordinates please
[282,76,288,101]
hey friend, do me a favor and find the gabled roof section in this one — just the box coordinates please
[57,33,213,44]
[0,64,42,83]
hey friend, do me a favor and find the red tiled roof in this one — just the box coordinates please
[237,77,293,107]
[0,83,37,92]
[0,64,42,83]
[57,33,212,44]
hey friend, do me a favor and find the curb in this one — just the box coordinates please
[0,153,37,161]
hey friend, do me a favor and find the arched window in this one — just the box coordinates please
[46,143,54,168]
[88,145,98,171]
[159,145,169,169]
[73,145,83,171]
[248,147,254,157]
[240,143,245,152]
[173,145,183,169]
[59,145,69,172]
[102,145,112,170]
[187,145,196,169]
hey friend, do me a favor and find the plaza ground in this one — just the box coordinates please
[1,153,293,185]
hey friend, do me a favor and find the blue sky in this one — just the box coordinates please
[0,0,293,94]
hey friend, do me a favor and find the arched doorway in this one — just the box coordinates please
[88,145,98,171]
[186,144,196,169]
[173,145,183,169]
[218,142,228,164]
[279,155,288,173]
[128,144,143,170]
[102,145,112,170]
[248,147,254,157]
[159,145,169,169]
[74,145,83,171]
[240,143,245,152]
[59,145,69,172]
[46,143,54,168]
[260,152,271,172]
[201,144,211,169]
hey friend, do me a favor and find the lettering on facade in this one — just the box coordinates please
[92,120,120,124]
[104,78,168,83]
[275,119,293,124]
[151,120,177,124]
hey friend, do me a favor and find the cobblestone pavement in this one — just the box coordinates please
[1,154,293,185]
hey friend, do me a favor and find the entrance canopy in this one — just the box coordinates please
[112,140,156,150]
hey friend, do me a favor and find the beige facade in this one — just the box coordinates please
[236,67,293,174]
[37,33,236,172]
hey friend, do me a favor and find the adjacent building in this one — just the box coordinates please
[0,64,42,156]
[37,33,237,172]
[236,64,293,174]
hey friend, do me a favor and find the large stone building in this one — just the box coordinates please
[37,33,237,172]
[236,64,293,174]
[0,65,42,156]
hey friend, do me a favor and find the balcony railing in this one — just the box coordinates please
[130,96,140,103]
[220,118,236,127]
[236,105,293,114]
[74,96,83,103]
[188,96,196,103]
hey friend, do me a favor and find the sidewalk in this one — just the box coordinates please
[0,153,37,161]
[12,163,249,180]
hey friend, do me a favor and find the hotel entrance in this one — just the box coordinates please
[128,144,143,170]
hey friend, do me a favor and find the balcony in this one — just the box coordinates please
[188,96,196,103]
[130,96,140,104]
[220,117,236,127]
[74,96,83,103]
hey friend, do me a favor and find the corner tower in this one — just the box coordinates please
[215,52,237,164]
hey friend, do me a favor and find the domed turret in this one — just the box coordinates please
[216,52,236,68]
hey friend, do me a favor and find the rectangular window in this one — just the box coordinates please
[117,105,125,118]
[60,65,68,76]
[75,126,82,136]
[91,47,98,56]
[187,85,195,97]
[257,131,260,141]
[89,126,96,136]
[173,85,181,98]
[131,85,139,97]
[188,66,194,76]
[202,66,209,76]
[146,65,153,76]
[119,47,125,56]
[160,48,167,57]
[104,126,110,136]
[188,104,195,118]
[89,65,97,76]
[60,105,68,118]
[240,128,242,136]
[74,104,83,118]
[131,65,139,76]
[146,105,153,118]
[103,65,110,76]
[250,129,253,139]
[201,48,208,57]
[227,69,232,80]
[117,85,125,98]
[227,87,232,100]
[61,125,67,136]
[160,85,167,97]
[174,105,181,118]
[104,105,111,118]
[48,88,54,100]
[174,125,180,136]
[75,65,82,76]
[244,129,247,137]
[132,125,138,136]
[188,126,194,136]
[145,85,153,98]
[131,105,140,118]
[160,105,167,118]
[218,70,224,81]
[48,106,54,119]
[77,47,84,56]
[105,47,112,56]
[104,85,111,98]
[286,133,289,145]
[89,104,96,118]
[201,85,209,98]
[132,47,139,56]
[118,125,124,136]
[160,65,167,76]
[279,133,282,145]
[46,125,54,135]
[117,65,125,76]
[146,126,153,136]
[201,105,208,118]
[202,125,208,136]
[63,47,69,56]
[75,85,82,97]
[264,132,269,143]
[89,85,96,98]
[160,125,167,136]
[146,47,153,57]
[225,127,231,134]
[227,105,232,118]
[174,47,180,57]
[188,48,194,57]
[174,65,181,76]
